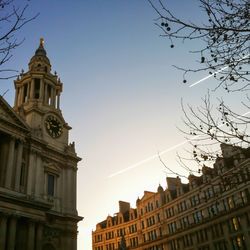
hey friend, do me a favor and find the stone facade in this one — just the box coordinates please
[0,39,82,250]
[92,144,250,250]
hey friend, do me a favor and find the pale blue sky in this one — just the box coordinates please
[0,1,242,249]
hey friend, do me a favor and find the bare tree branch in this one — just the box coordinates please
[0,0,38,79]
[149,0,250,92]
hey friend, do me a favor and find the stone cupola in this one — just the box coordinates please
[14,38,63,114]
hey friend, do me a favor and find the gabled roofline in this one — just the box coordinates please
[0,96,30,132]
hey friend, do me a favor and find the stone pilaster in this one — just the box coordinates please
[14,140,23,191]
[34,155,43,198]
[30,79,35,99]
[27,81,30,101]
[0,216,7,250]
[36,223,43,250]
[14,87,18,107]
[27,221,35,250]
[27,151,36,195]
[39,79,44,101]
[20,86,24,104]
[72,168,77,212]
[51,87,56,107]
[7,216,17,250]
[5,137,15,189]
[44,82,48,104]
[57,94,60,109]
[241,213,250,246]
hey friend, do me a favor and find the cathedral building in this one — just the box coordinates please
[92,144,250,250]
[0,39,82,250]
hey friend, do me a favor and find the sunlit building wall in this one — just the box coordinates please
[92,144,250,250]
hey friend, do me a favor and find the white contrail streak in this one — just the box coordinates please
[189,66,228,88]
[108,111,250,178]
[189,53,250,88]
[108,140,190,178]
[108,54,250,178]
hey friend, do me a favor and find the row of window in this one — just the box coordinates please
[94,237,138,250]
[165,188,249,227]
[141,200,160,215]
[169,232,247,250]
[129,237,138,247]
[129,224,137,234]
[167,214,250,250]
[146,216,156,227]
[142,228,162,242]
[105,231,114,240]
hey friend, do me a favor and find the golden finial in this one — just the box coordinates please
[40,37,44,47]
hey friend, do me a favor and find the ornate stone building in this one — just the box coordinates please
[0,39,82,250]
[92,144,250,250]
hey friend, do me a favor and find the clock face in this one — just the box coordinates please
[45,115,63,138]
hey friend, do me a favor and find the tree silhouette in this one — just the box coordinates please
[149,0,250,92]
[149,0,250,172]
[0,0,38,80]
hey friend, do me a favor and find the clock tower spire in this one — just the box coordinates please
[13,38,69,147]
[14,38,62,114]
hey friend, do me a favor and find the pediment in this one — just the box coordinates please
[140,191,155,201]
[0,96,29,132]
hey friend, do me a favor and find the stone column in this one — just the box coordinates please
[72,168,77,212]
[51,87,56,107]
[72,232,77,250]
[40,79,44,102]
[34,156,42,198]
[27,82,30,101]
[0,141,8,186]
[14,141,23,191]
[7,216,17,250]
[64,232,71,250]
[17,87,22,106]
[27,151,35,196]
[19,86,24,104]
[68,168,74,212]
[222,222,233,250]
[44,82,48,104]
[0,216,7,250]
[57,94,60,109]
[14,88,18,107]
[241,213,250,246]
[27,221,35,250]
[36,223,43,250]
[63,167,71,213]
[56,172,61,210]
[5,137,15,189]
[206,227,213,250]
[30,79,35,99]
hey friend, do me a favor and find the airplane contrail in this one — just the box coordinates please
[189,53,250,88]
[108,111,250,178]
[108,54,250,178]
[189,66,228,88]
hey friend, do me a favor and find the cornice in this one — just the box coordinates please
[0,190,52,211]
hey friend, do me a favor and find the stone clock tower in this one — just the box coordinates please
[0,39,82,250]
